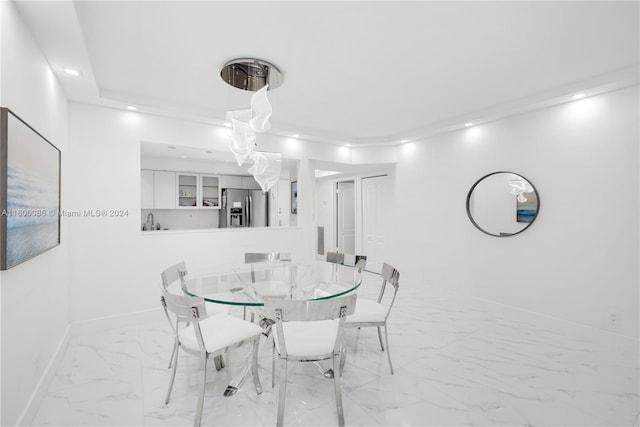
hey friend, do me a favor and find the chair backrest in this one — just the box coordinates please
[161,262,188,290]
[161,289,208,320]
[343,254,367,272]
[264,293,357,322]
[245,252,292,264]
[326,251,344,265]
[159,288,208,352]
[377,263,400,317]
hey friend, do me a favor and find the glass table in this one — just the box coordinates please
[168,260,362,396]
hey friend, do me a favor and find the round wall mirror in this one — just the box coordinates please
[466,171,539,237]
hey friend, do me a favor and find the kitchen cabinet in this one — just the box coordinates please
[219,175,261,190]
[141,170,154,209]
[199,175,220,208]
[219,175,242,189]
[176,172,220,209]
[177,173,199,208]
[154,171,176,209]
[241,176,261,190]
[141,169,176,209]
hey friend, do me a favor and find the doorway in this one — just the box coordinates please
[361,174,390,273]
[336,180,355,254]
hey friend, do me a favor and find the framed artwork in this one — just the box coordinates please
[0,108,61,270]
[516,190,538,223]
[291,181,297,214]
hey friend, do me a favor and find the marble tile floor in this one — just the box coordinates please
[33,281,639,427]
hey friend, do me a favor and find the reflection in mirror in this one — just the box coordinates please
[466,171,539,237]
[140,142,298,231]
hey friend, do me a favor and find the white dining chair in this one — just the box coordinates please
[161,262,230,369]
[265,293,357,427]
[345,262,399,374]
[160,288,263,427]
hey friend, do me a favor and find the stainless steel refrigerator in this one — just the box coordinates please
[220,189,269,227]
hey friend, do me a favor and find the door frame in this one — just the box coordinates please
[335,180,356,253]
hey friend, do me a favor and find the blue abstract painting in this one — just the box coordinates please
[3,109,60,269]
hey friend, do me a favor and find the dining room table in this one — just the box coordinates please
[166,258,363,396]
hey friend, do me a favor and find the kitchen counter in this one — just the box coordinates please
[140,226,301,236]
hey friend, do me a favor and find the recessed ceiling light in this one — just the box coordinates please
[127,105,137,111]
[64,68,80,76]
[572,93,586,100]
[292,134,300,138]
[346,143,351,147]
[464,122,473,127]
[401,139,408,143]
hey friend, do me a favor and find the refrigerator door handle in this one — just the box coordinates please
[245,196,249,227]
[249,195,253,227]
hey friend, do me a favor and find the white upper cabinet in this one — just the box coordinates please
[176,172,221,209]
[219,175,242,189]
[241,176,261,190]
[176,173,199,208]
[154,171,176,209]
[141,170,154,209]
[141,170,176,209]
[199,175,220,208]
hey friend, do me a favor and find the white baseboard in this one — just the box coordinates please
[71,307,164,337]
[15,325,71,427]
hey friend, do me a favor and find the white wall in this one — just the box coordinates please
[66,104,331,324]
[391,86,639,338]
[0,2,70,425]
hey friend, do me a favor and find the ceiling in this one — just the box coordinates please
[15,1,639,146]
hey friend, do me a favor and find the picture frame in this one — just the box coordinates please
[0,108,61,270]
[291,181,297,214]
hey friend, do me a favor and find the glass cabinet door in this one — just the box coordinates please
[177,173,198,208]
[200,175,220,209]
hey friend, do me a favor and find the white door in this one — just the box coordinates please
[269,179,291,227]
[362,175,390,273]
[336,181,355,254]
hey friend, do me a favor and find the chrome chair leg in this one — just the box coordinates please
[377,326,385,351]
[165,345,179,404]
[168,340,177,368]
[271,340,276,388]
[251,339,262,394]
[384,325,394,375]
[332,353,345,427]
[276,359,287,427]
[194,356,208,427]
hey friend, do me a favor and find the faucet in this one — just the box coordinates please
[146,212,154,230]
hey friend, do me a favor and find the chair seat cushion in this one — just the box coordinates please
[346,298,387,324]
[274,319,339,357]
[179,314,262,354]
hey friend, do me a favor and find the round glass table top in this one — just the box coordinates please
[171,260,362,306]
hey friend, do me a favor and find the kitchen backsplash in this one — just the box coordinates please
[141,209,219,231]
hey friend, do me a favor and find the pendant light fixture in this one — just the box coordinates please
[221,58,283,192]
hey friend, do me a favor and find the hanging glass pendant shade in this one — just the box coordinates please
[222,59,282,190]
[250,85,272,132]
[229,114,256,166]
[248,151,281,192]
